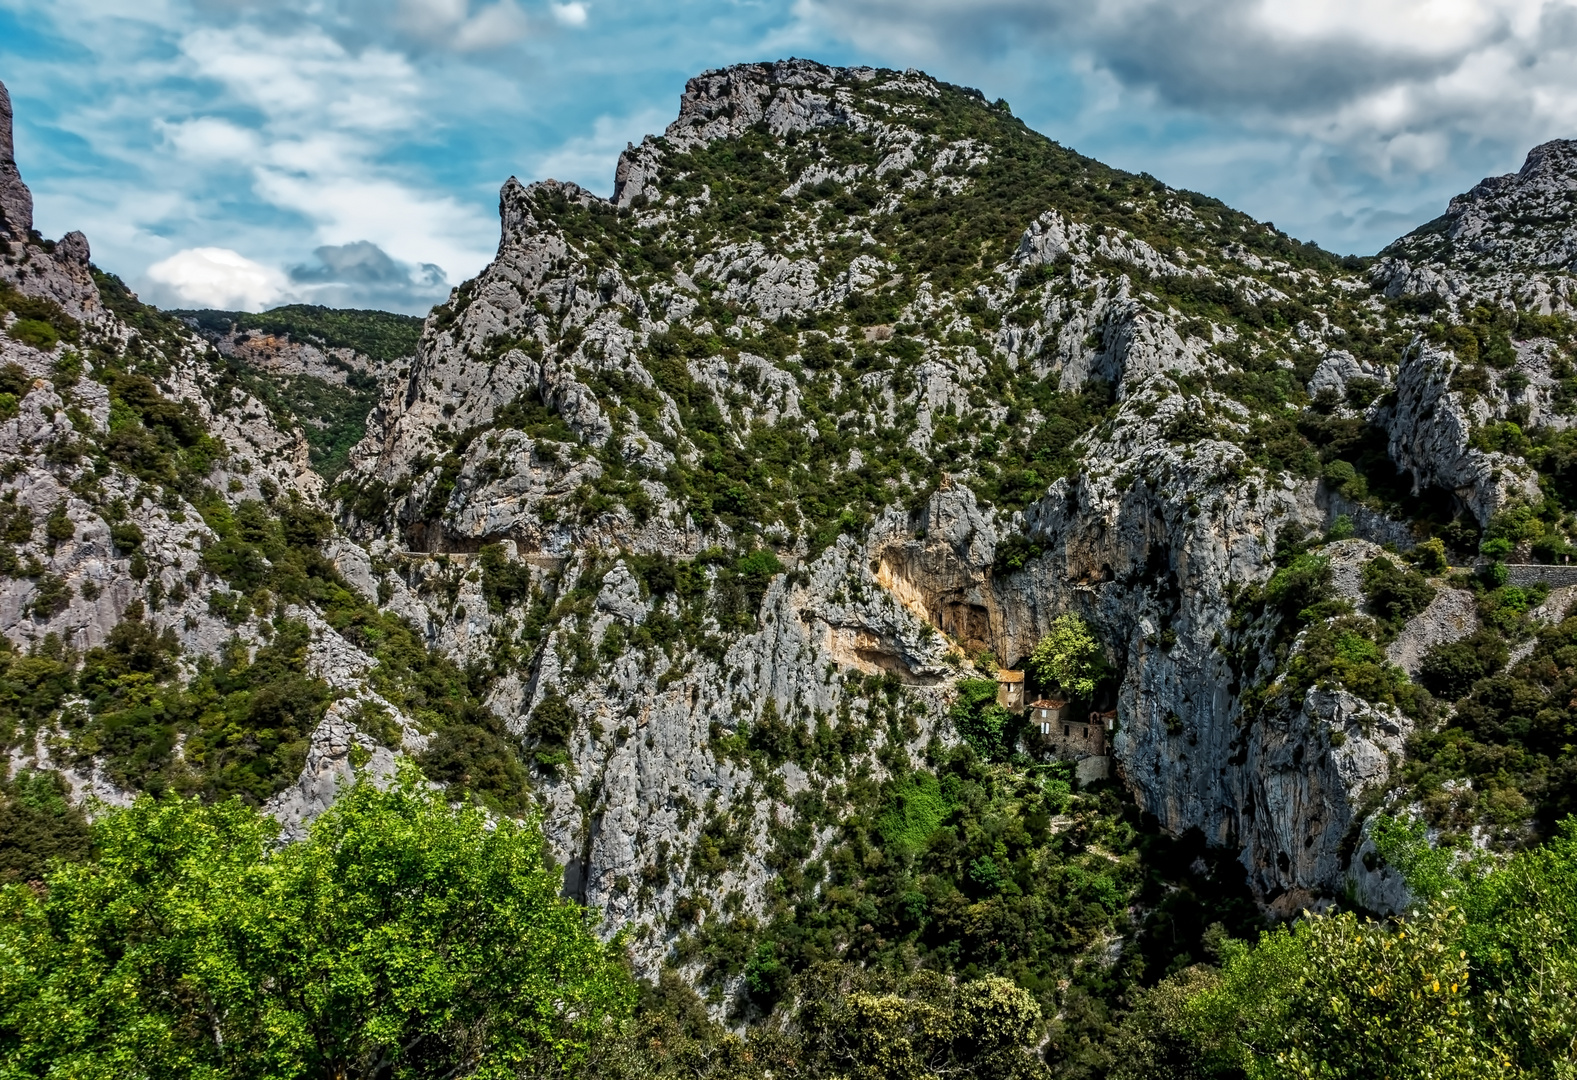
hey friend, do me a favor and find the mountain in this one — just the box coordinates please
[5,59,1577,1071]
[173,305,421,479]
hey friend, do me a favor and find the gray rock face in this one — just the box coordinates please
[15,60,1577,985]
[1398,140,1577,273]
[325,60,1577,941]
[1375,139,1577,316]
[1382,341,1540,526]
[0,80,31,239]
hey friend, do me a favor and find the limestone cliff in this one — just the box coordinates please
[331,59,1577,940]
[8,61,1577,997]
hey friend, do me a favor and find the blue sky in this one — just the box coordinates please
[4,0,1577,313]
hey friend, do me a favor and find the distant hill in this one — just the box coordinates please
[172,303,424,364]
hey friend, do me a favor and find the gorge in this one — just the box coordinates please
[4,60,1577,1076]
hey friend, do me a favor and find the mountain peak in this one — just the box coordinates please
[1386,136,1577,276]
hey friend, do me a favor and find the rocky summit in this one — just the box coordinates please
[6,58,1577,1068]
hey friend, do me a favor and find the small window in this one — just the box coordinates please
[1063,725,1069,736]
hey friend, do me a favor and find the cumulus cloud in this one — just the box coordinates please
[139,240,448,313]
[153,24,490,302]
[288,240,449,310]
[394,0,531,51]
[144,247,289,310]
[551,2,589,27]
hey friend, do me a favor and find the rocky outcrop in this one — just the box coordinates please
[325,59,1577,930]
[0,81,31,239]
[1376,139,1577,315]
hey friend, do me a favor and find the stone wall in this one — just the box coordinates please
[1505,564,1577,587]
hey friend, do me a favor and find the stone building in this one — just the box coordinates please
[996,669,1025,712]
[1032,700,1111,759]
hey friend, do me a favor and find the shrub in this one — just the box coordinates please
[1418,630,1508,701]
[0,768,636,1078]
[44,504,73,544]
[1264,552,1334,622]
[876,771,953,852]
[950,677,1015,759]
[27,575,71,618]
[6,319,59,351]
[1360,555,1436,627]
[1413,538,1449,575]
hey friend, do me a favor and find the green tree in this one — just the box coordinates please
[1028,614,1107,700]
[763,963,1048,1080]
[0,764,635,1079]
[1123,819,1577,1079]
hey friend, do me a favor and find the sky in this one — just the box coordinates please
[3,0,1577,315]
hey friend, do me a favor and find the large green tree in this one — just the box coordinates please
[0,764,635,1080]
[1028,614,1107,701]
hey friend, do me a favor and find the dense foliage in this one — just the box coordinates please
[1110,818,1577,1079]
[0,769,634,1079]
[676,741,1263,1079]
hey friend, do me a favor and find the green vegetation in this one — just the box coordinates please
[677,741,1264,1077]
[949,676,1019,758]
[0,769,88,885]
[1360,554,1436,627]
[0,281,79,351]
[1,268,531,816]
[177,304,423,363]
[0,768,634,1079]
[1407,583,1577,832]
[229,358,381,479]
[172,305,421,478]
[1111,818,1577,1079]
[188,494,533,814]
[1029,614,1108,701]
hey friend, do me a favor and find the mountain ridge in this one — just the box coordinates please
[4,59,1577,1071]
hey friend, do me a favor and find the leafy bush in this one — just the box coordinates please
[950,677,1016,758]
[479,542,531,613]
[5,319,58,351]
[0,770,89,885]
[0,768,636,1079]
[1264,553,1335,622]
[876,770,954,852]
[1282,616,1432,718]
[1417,629,1507,701]
[1413,537,1449,575]
[1360,555,1436,627]
[1120,819,1577,1079]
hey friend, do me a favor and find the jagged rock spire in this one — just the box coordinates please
[0,80,34,239]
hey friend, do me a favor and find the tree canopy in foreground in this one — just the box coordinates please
[0,765,634,1080]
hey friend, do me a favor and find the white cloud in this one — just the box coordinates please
[180,26,421,132]
[144,247,289,310]
[794,0,1577,183]
[453,1,531,49]
[162,116,261,162]
[161,23,496,297]
[531,108,668,193]
[393,0,529,50]
[551,2,589,27]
